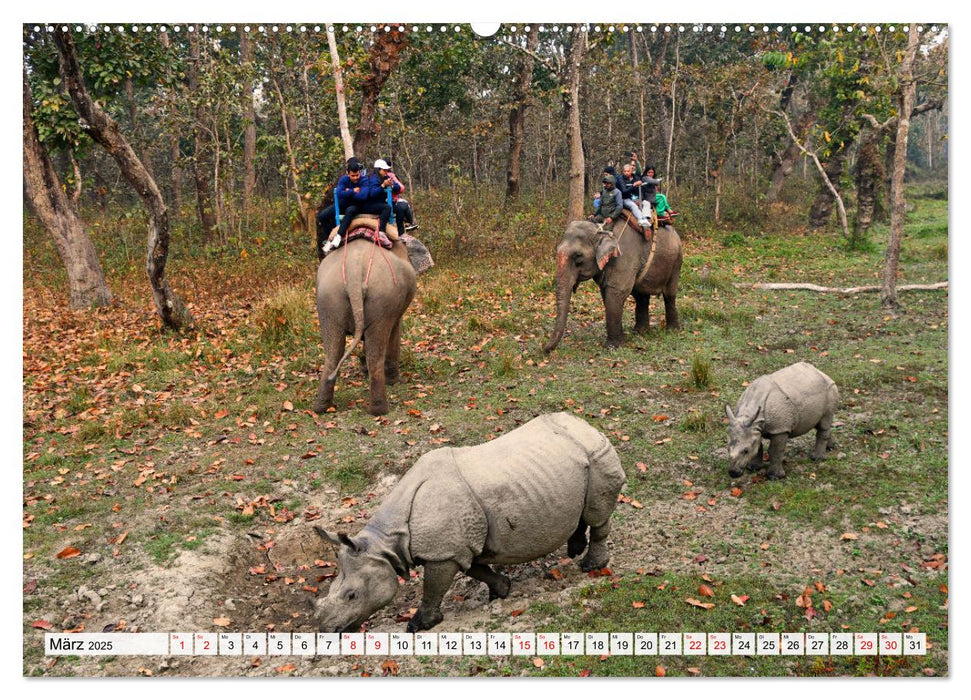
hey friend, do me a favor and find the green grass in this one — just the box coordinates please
[22,182,948,677]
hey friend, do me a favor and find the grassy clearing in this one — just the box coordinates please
[23,182,947,676]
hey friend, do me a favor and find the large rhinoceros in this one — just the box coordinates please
[312,412,626,632]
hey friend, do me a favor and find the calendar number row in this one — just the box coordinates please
[45,631,927,657]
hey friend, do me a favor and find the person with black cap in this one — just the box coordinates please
[317,157,367,260]
[588,173,624,231]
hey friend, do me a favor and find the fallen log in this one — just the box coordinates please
[735,282,947,295]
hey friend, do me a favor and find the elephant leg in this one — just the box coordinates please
[766,433,789,480]
[466,563,511,601]
[602,287,628,348]
[579,520,611,572]
[407,560,460,632]
[364,328,391,416]
[313,326,346,413]
[663,291,680,330]
[385,319,403,385]
[567,517,588,558]
[632,291,651,334]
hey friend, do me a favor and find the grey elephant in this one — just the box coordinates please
[312,413,626,633]
[313,237,417,416]
[544,217,683,352]
[726,362,839,480]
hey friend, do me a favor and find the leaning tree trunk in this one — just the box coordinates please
[505,24,538,201]
[563,25,588,223]
[23,68,111,309]
[326,27,355,161]
[882,23,920,311]
[808,146,848,230]
[352,27,407,159]
[188,27,217,240]
[54,30,191,330]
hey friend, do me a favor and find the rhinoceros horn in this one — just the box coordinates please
[725,405,736,421]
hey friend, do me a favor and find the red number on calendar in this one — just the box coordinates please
[714,641,726,651]
[690,641,702,650]
[203,641,210,650]
[544,641,555,650]
[350,640,357,650]
[886,640,898,651]
[374,640,381,650]
[861,640,873,650]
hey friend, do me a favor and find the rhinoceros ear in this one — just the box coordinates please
[314,526,342,548]
[338,532,360,553]
[725,405,736,422]
[749,405,765,430]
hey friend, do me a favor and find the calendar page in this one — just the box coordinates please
[21,6,950,681]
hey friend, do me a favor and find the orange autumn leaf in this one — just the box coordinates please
[731,594,749,606]
[275,663,296,673]
[632,601,646,609]
[655,665,667,677]
[532,657,545,668]
[699,584,715,597]
[686,598,715,610]
[730,487,744,497]
[381,659,400,676]
[840,532,858,541]
[56,546,81,559]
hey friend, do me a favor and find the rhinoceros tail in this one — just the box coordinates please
[327,279,367,383]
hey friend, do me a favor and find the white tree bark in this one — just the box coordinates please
[327,27,354,160]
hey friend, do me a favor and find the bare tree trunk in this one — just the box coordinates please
[240,28,257,204]
[882,24,920,311]
[506,25,538,201]
[170,136,183,213]
[563,25,588,222]
[23,68,111,309]
[665,32,679,184]
[188,28,217,240]
[854,127,884,242]
[326,28,355,161]
[54,31,191,330]
[353,27,407,158]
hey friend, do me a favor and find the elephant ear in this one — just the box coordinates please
[595,235,621,270]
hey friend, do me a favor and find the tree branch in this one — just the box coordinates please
[770,108,850,240]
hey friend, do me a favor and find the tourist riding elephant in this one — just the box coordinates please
[313,238,417,416]
[543,218,683,352]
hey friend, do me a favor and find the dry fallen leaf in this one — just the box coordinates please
[532,657,545,668]
[56,546,81,559]
[381,659,400,676]
[840,532,859,541]
[699,584,715,597]
[213,617,231,627]
[731,594,749,606]
[686,598,715,610]
[632,601,646,609]
[275,663,296,673]
[655,665,667,677]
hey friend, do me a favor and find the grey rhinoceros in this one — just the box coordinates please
[312,412,626,632]
[726,361,838,480]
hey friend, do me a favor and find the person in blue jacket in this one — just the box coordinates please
[317,157,367,259]
[330,158,398,243]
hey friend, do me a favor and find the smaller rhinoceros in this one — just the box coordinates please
[726,362,838,480]
[312,412,625,633]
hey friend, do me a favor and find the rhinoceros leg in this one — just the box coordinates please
[407,560,460,632]
[747,441,766,472]
[579,520,611,572]
[466,563,511,601]
[813,411,836,460]
[766,433,789,480]
[567,518,588,558]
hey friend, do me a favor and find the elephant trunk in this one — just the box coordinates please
[543,251,577,354]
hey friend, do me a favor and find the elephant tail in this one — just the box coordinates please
[327,279,367,383]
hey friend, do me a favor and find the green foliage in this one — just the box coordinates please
[690,355,713,389]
